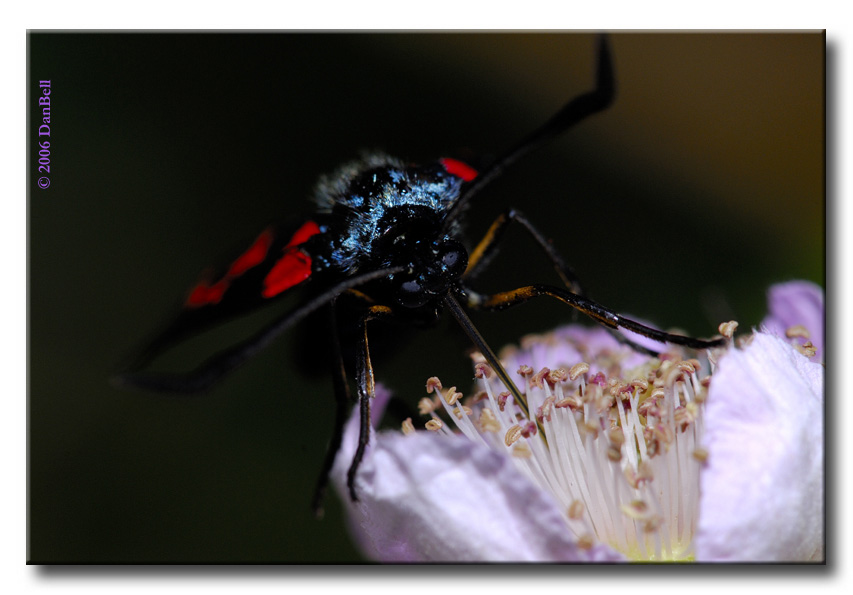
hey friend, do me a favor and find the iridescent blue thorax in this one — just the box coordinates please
[313,153,465,274]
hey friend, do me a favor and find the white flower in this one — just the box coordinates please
[695,333,823,561]
[332,282,824,562]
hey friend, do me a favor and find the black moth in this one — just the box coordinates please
[116,35,725,514]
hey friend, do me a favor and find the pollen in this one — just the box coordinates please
[474,362,493,379]
[443,387,461,406]
[425,419,444,432]
[426,377,443,393]
[796,341,817,358]
[452,405,473,419]
[692,447,709,464]
[718,320,739,338]
[568,500,585,520]
[569,362,590,380]
[621,500,649,520]
[504,425,522,446]
[479,408,501,433]
[785,324,810,339]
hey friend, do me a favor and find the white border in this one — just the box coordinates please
[5,1,847,592]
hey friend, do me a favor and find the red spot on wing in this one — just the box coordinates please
[227,228,274,277]
[440,157,478,182]
[261,220,323,299]
[185,221,322,308]
[286,220,321,247]
[185,228,274,308]
[186,279,228,307]
[262,250,313,298]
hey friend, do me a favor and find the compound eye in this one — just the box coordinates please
[438,241,468,279]
[397,278,429,308]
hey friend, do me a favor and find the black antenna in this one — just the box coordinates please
[442,34,615,230]
[442,293,530,418]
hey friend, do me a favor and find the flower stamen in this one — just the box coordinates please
[421,327,726,561]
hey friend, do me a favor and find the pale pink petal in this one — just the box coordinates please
[332,391,623,562]
[761,281,824,362]
[502,326,653,380]
[696,333,824,561]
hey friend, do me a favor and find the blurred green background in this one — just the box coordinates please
[28,32,823,563]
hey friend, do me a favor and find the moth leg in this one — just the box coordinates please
[461,283,725,350]
[114,267,403,393]
[311,300,353,518]
[461,213,715,355]
[464,208,584,295]
[348,304,395,502]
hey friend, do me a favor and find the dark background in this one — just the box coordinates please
[28,32,824,563]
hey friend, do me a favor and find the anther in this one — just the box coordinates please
[637,460,654,484]
[479,408,501,433]
[621,500,649,519]
[504,424,522,446]
[474,362,493,379]
[624,466,640,490]
[618,383,635,400]
[418,397,436,415]
[548,368,569,384]
[452,406,473,419]
[607,380,626,398]
[607,427,625,446]
[589,371,607,387]
[653,423,674,445]
[401,418,415,435]
[630,379,649,392]
[517,365,534,378]
[643,515,664,533]
[520,420,537,439]
[568,500,585,520]
[692,447,709,464]
[530,367,550,389]
[594,392,615,412]
[674,407,692,430]
[536,396,555,423]
[718,320,739,338]
[582,422,599,441]
[677,361,696,376]
[796,341,817,358]
[425,377,442,393]
[637,396,659,418]
[645,434,660,458]
[425,419,443,432]
[664,363,687,387]
[606,445,622,462]
[786,324,810,339]
[569,362,590,381]
[555,392,583,411]
[443,387,461,406]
